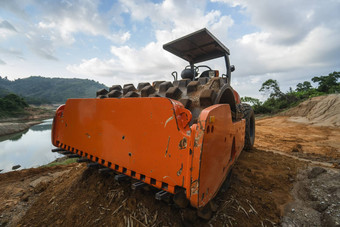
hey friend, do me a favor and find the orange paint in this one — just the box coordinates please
[51,97,245,208]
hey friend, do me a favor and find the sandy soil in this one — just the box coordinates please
[0,97,339,226]
[280,94,340,127]
[256,116,340,165]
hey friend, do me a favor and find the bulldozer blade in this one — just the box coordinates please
[51,148,65,152]
[77,158,89,163]
[114,174,128,182]
[155,190,170,201]
[87,163,100,168]
[131,181,146,190]
[98,168,112,173]
[51,97,246,208]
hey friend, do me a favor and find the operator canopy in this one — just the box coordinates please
[163,28,230,64]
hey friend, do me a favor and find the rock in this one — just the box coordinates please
[21,194,29,202]
[308,167,326,179]
[322,205,340,227]
[292,144,303,152]
[12,165,21,170]
[30,176,51,188]
[315,202,329,212]
[34,182,49,194]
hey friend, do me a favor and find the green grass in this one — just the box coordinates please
[42,158,78,167]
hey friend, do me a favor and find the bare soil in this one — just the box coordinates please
[256,116,340,166]
[1,147,307,227]
[1,96,340,226]
[280,94,340,127]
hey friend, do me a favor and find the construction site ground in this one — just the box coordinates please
[1,95,340,226]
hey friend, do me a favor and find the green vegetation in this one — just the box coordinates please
[242,71,340,114]
[42,158,78,167]
[0,76,108,104]
[0,93,29,118]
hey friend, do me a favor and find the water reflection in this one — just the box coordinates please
[30,119,54,131]
[0,119,61,173]
[0,130,28,142]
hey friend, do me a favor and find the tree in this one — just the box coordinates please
[259,79,283,98]
[296,81,312,92]
[312,71,340,93]
[241,96,262,106]
[0,93,28,112]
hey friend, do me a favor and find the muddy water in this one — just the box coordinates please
[0,119,61,173]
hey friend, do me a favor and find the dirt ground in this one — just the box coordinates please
[1,113,340,226]
[256,116,340,165]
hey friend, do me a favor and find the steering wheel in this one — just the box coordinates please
[184,65,212,74]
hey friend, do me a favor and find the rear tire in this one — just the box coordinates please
[241,103,255,150]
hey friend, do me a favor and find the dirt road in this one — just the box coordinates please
[0,115,339,226]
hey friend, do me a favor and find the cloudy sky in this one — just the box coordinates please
[0,0,339,99]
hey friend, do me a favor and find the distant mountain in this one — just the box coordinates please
[0,87,10,97]
[0,76,108,104]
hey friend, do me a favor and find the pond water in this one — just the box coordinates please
[0,119,61,173]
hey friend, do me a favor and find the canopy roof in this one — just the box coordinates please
[163,28,230,64]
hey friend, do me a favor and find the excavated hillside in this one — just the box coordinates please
[280,94,340,127]
[1,94,340,226]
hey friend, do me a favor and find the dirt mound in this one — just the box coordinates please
[0,149,305,226]
[280,94,340,127]
[255,116,340,162]
[0,165,74,226]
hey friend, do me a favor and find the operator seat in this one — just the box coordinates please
[181,69,197,80]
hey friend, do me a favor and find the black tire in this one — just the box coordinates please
[101,78,237,124]
[241,103,255,150]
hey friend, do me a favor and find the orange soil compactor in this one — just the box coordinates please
[51,28,255,216]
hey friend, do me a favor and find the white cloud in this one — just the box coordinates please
[212,0,340,45]
[1,0,340,99]
[67,43,184,85]
[67,58,117,76]
[35,0,130,45]
[0,20,17,39]
[67,0,340,96]
[207,0,340,97]
[67,0,235,86]
[0,20,17,31]
[0,0,131,61]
